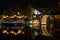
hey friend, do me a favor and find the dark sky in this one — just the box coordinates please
[0,0,57,11]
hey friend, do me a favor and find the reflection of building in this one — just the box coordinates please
[0,15,26,35]
[0,9,55,37]
[1,15,26,29]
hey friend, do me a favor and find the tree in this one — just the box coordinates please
[24,5,34,18]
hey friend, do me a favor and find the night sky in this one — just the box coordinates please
[0,0,57,11]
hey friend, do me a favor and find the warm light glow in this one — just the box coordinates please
[17,30,21,34]
[6,16,8,18]
[3,30,7,33]
[10,31,17,35]
[2,15,8,18]
[18,12,20,15]
[14,15,17,17]
[21,15,24,18]
[54,15,60,19]
[3,30,9,34]
[41,15,49,24]
[10,31,15,34]
[9,16,15,18]
[32,20,40,29]
[3,30,24,35]
[41,15,52,37]
[33,15,36,18]
[2,17,7,18]
[14,33,17,35]
[17,16,21,19]
[24,16,27,18]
